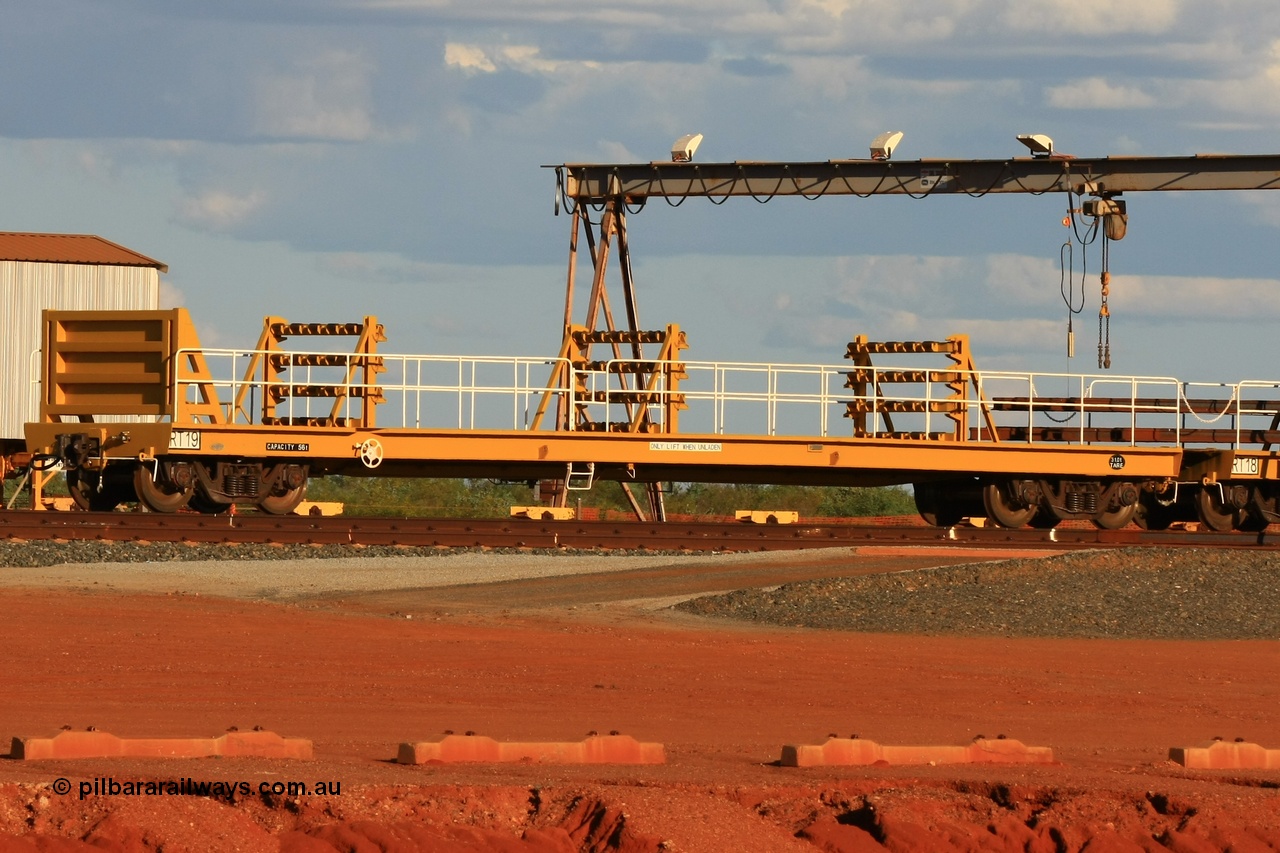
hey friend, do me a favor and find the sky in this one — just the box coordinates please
[5,0,1280,388]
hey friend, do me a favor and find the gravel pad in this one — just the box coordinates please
[674,548,1280,640]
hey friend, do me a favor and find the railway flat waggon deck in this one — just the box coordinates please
[17,308,1280,533]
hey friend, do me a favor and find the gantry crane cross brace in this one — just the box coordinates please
[553,153,1280,201]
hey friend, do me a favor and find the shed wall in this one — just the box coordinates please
[2,261,160,440]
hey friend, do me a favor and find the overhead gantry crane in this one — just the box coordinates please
[550,148,1280,307]
[542,144,1280,525]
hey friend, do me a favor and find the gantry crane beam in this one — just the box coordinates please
[555,153,1280,201]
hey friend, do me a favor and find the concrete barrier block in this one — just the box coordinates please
[11,729,312,760]
[217,731,313,759]
[397,734,664,765]
[781,737,1053,767]
[1169,740,1280,770]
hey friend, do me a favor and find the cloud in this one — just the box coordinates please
[1045,77,1157,110]
[252,51,377,141]
[158,280,186,308]
[1109,273,1280,318]
[749,253,1066,357]
[175,189,268,230]
[444,43,497,74]
[1240,193,1280,228]
[827,255,973,312]
[1172,39,1280,118]
[446,41,595,75]
[596,140,642,162]
[752,253,1280,369]
[1000,0,1180,36]
[984,254,1061,306]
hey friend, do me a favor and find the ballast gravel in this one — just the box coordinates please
[2,539,1277,640]
[675,547,1280,640]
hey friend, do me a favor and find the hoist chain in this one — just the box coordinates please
[1098,238,1112,369]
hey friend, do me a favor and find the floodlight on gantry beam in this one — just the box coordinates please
[1016,134,1055,158]
[551,153,1280,203]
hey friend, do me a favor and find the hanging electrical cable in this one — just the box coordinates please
[1060,240,1084,359]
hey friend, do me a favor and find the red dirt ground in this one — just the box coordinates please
[0,547,1277,851]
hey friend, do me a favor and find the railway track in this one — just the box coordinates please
[1,510,1276,551]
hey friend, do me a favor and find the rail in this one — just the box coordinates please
[159,347,1280,449]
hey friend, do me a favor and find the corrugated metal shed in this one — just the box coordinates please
[2,233,165,443]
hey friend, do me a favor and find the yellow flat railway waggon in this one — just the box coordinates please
[20,307,1280,532]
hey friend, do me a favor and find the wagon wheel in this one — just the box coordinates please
[67,468,133,512]
[913,481,963,528]
[258,482,307,515]
[133,463,193,513]
[257,464,308,515]
[981,482,1038,529]
[1195,486,1241,532]
[1092,502,1136,530]
[1246,487,1276,532]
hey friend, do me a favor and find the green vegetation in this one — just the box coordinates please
[2,468,915,520]
[306,476,916,519]
[1,469,68,509]
[306,476,536,518]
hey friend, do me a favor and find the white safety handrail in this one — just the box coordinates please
[173,348,577,431]
[166,346,1280,448]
